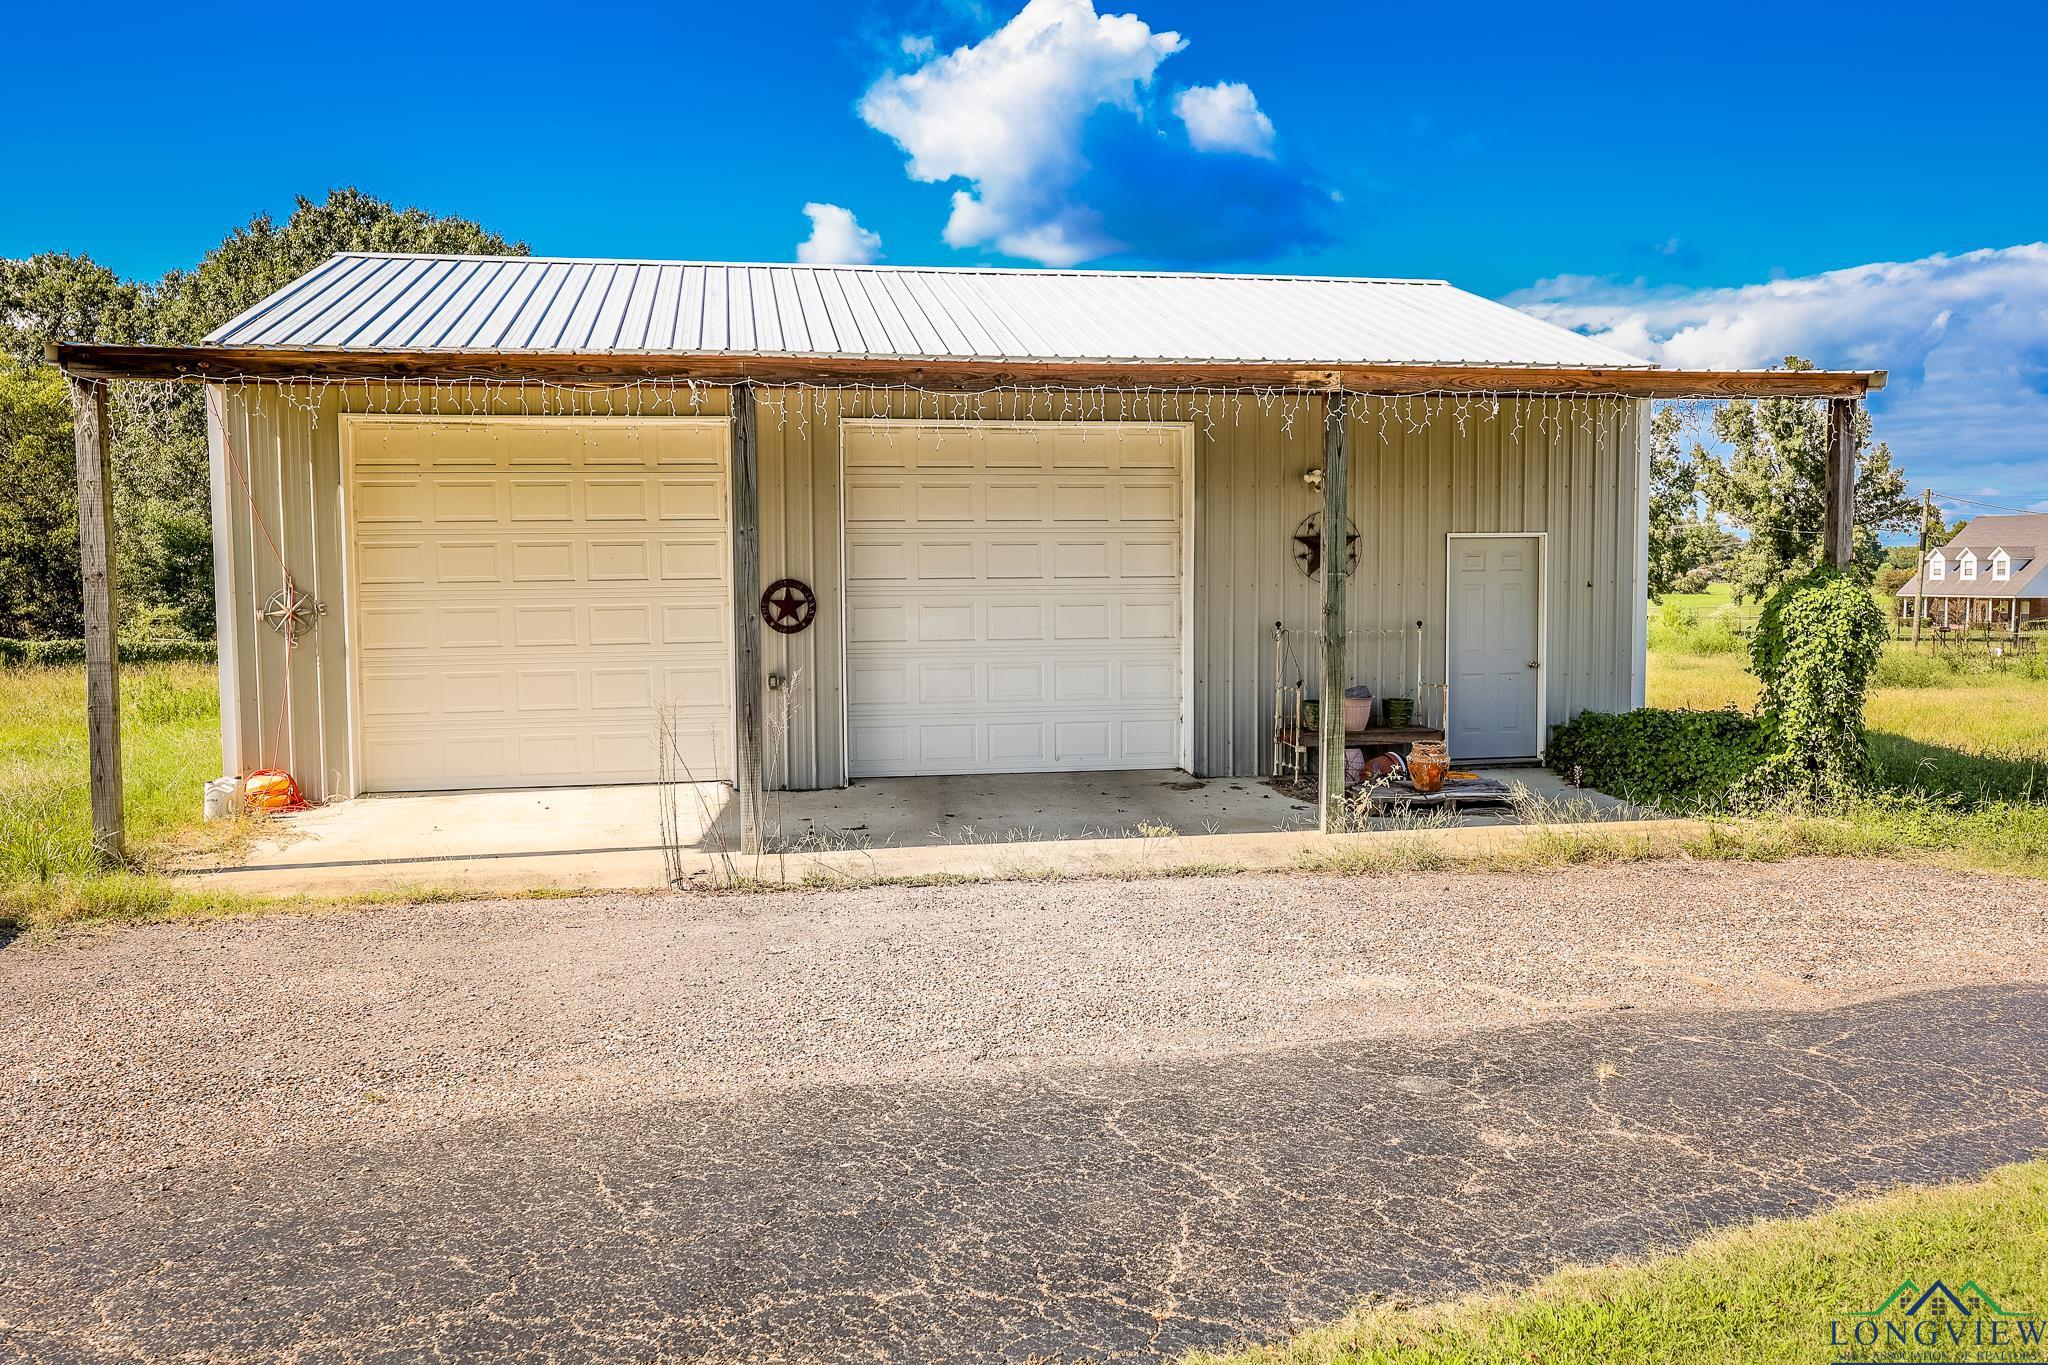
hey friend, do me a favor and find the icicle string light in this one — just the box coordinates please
[205,374,1712,457]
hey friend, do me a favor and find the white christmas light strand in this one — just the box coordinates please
[190,374,1692,455]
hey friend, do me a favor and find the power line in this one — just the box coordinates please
[1929,490,2048,516]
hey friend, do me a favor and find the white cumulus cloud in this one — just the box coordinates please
[795,202,883,265]
[1173,82,1274,157]
[858,0,1187,265]
[1506,245,2048,501]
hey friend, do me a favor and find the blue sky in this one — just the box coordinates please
[8,0,2047,508]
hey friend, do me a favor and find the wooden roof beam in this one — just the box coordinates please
[46,343,1886,399]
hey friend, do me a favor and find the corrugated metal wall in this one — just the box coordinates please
[211,384,1645,799]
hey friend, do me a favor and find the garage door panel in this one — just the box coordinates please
[988,722,1045,763]
[441,671,509,715]
[916,604,976,643]
[987,602,1044,641]
[985,483,1044,521]
[848,603,909,646]
[846,421,1185,779]
[659,538,726,580]
[355,481,422,524]
[985,541,1044,579]
[988,662,1045,703]
[916,541,976,580]
[351,417,731,793]
[356,541,428,585]
[510,605,574,647]
[1120,539,1177,578]
[511,540,575,582]
[506,480,574,523]
[848,661,911,707]
[585,479,651,521]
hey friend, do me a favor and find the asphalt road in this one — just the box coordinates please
[4,866,2047,1361]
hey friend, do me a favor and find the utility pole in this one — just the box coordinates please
[1913,488,1932,648]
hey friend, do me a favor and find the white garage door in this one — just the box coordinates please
[843,421,1188,778]
[347,417,732,793]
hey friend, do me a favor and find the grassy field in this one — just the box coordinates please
[0,662,239,879]
[1650,650,2048,802]
[1641,584,2048,876]
[1190,1160,2048,1364]
[0,662,269,928]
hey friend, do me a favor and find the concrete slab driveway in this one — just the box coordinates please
[5,860,2047,1362]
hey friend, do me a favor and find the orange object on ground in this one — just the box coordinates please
[1407,741,1450,794]
[243,769,304,813]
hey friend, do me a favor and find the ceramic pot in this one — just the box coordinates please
[1407,740,1449,794]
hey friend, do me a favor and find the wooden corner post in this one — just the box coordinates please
[1319,393,1349,832]
[1824,398,1856,570]
[70,376,125,862]
[730,384,764,857]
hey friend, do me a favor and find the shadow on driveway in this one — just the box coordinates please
[8,985,2046,1362]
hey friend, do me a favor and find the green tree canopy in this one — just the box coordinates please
[0,189,523,640]
[0,254,146,372]
[0,366,83,637]
[1697,357,1917,600]
[1646,405,1738,598]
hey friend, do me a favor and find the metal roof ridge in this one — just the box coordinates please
[321,251,1456,288]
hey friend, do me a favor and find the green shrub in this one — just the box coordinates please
[0,637,215,667]
[1871,648,1953,689]
[1547,707,1773,811]
[1646,600,1745,656]
[1747,566,1891,803]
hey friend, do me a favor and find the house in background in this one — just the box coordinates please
[1894,512,2048,634]
[53,253,1883,851]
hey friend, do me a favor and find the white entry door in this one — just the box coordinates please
[346,416,733,793]
[1447,534,1544,761]
[843,421,1189,778]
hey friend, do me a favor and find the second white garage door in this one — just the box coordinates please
[346,416,732,793]
[843,421,1189,778]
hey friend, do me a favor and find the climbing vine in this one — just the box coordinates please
[1745,565,1890,804]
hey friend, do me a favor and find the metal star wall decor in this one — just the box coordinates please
[760,578,818,634]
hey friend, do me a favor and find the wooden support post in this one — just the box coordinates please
[1318,393,1349,833]
[1913,488,1931,646]
[1823,398,1856,570]
[70,377,125,862]
[729,384,764,857]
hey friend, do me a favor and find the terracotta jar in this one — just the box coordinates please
[1407,740,1449,794]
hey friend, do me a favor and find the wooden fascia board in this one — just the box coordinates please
[47,343,1887,398]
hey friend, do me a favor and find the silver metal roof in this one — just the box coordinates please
[205,253,1651,368]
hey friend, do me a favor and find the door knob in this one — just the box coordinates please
[1527,661,1539,668]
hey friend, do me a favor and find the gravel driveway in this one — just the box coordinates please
[5,859,2047,1361]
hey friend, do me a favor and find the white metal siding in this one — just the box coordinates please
[209,386,1645,799]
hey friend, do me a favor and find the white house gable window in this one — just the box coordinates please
[1992,550,2011,581]
[1958,550,1977,581]
[1927,551,1946,581]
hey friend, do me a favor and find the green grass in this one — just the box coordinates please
[0,662,247,879]
[0,661,266,930]
[1643,613,2048,877]
[1188,1160,2048,1364]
